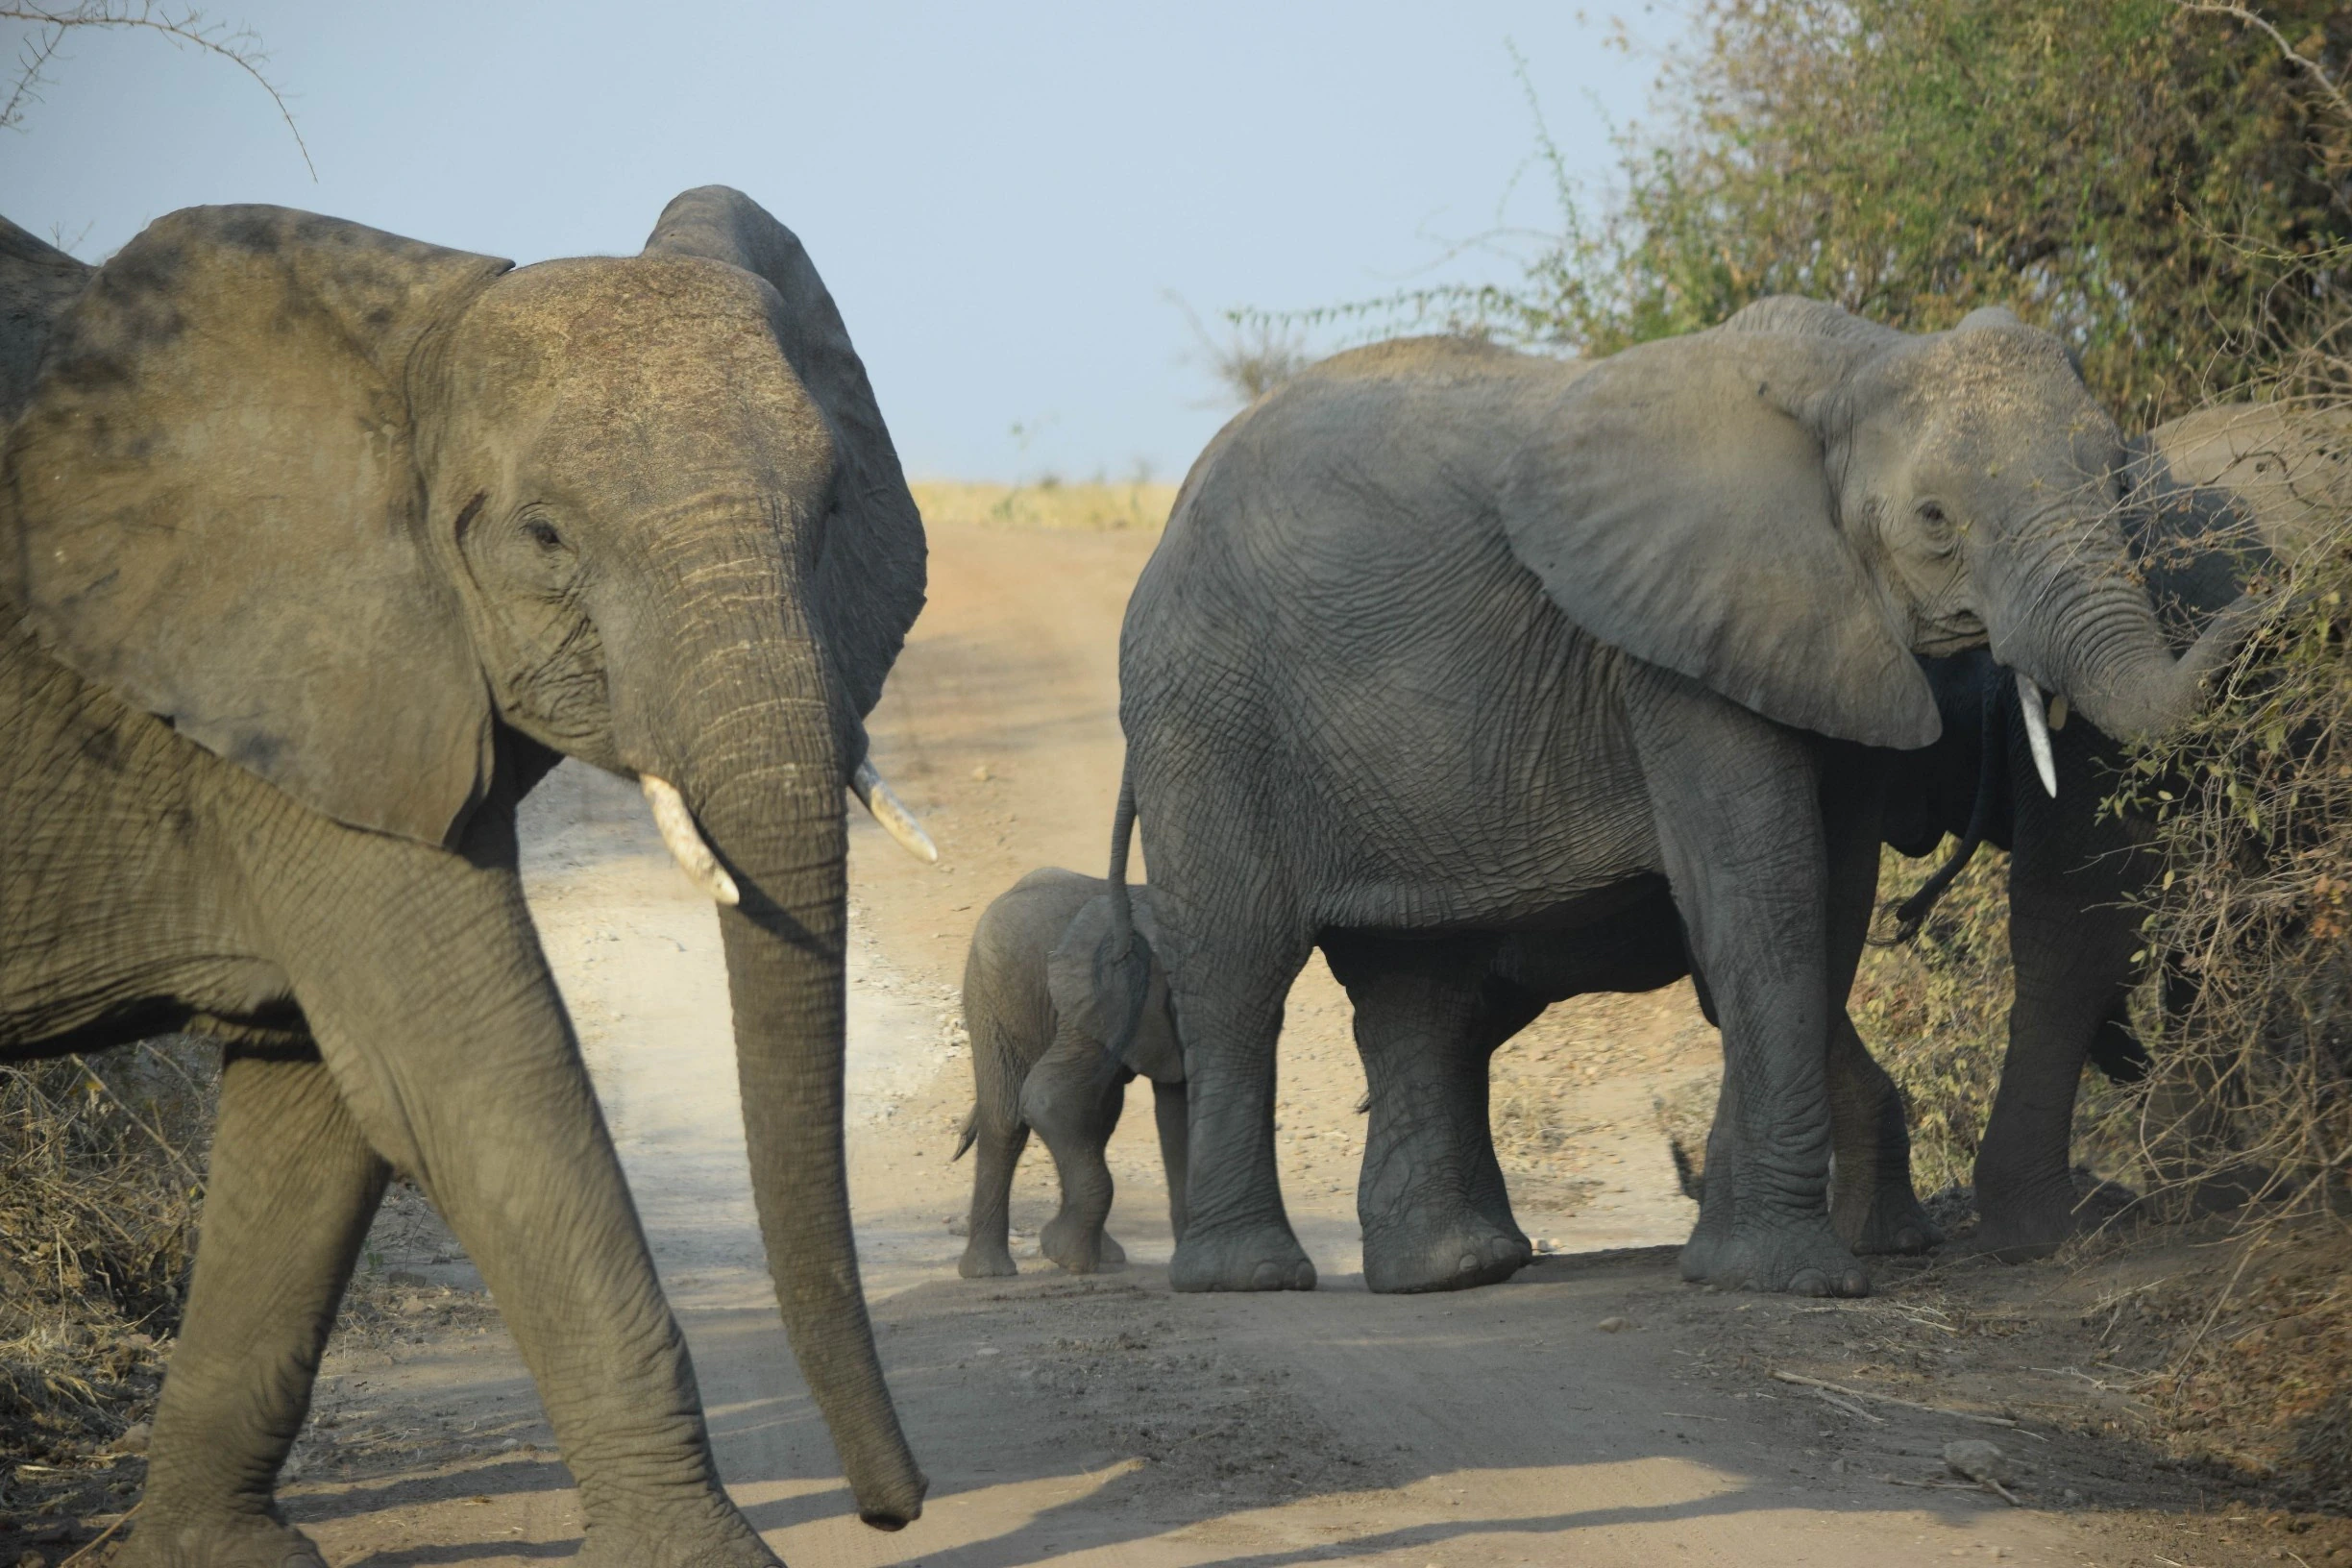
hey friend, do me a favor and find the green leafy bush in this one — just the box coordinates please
[1335,1,2351,424]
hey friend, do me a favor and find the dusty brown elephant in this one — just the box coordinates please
[0,188,936,1566]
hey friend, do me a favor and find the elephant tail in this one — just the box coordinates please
[1883,668,2008,944]
[1096,764,1154,1085]
[951,1105,978,1162]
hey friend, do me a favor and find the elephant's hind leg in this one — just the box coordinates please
[959,1110,1030,1279]
[130,1049,388,1568]
[1164,924,1318,1293]
[1325,930,1533,1294]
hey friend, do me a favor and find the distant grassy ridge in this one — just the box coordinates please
[910,479,1177,532]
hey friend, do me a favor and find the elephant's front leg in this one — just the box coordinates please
[1972,865,2143,1257]
[1816,750,1939,1257]
[130,1050,387,1568]
[254,838,776,1568]
[1628,673,1869,1297]
[1825,1012,1940,1254]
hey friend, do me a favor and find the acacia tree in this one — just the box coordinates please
[4,2,306,173]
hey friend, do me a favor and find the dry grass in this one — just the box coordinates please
[2120,478,2352,1234]
[0,1041,213,1461]
[0,1039,213,1548]
[909,479,1176,532]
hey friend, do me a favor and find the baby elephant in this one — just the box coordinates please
[954,868,1186,1277]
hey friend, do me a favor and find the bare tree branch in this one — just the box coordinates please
[2,2,312,177]
[2175,2,2352,124]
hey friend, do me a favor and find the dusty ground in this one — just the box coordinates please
[19,519,2344,1567]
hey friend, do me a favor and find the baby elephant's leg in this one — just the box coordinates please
[959,1103,1030,1279]
[1153,1080,1189,1243]
[1023,1027,1128,1273]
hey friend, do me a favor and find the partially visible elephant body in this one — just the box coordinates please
[0,192,931,1565]
[1122,308,2228,1300]
[955,869,1184,1278]
[1882,402,2352,1256]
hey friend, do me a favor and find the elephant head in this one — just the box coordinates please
[1502,296,2251,753]
[2125,400,2352,628]
[0,188,927,1524]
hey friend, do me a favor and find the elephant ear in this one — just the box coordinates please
[1501,326,1941,748]
[1045,891,1164,1045]
[2,206,513,845]
[1722,293,1905,351]
[642,187,925,724]
[0,216,91,423]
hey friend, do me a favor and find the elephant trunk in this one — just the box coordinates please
[704,768,927,1528]
[621,559,924,1529]
[1987,519,2257,745]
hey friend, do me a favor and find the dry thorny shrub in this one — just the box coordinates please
[2123,402,2352,1237]
[0,1038,215,1463]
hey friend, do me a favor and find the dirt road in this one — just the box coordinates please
[265,520,2275,1568]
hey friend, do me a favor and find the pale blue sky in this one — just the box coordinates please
[2,4,1669,480]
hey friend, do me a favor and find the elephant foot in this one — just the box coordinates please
[1679,1213,1870,1297]
[119,1509,326,1568]
[1833,1177,1943,1256]
[1169,1222,1316,1292]
[575,1499,780,1568]
[1041,1213,1126,1274]
[2189,1163,2273,1215]
[1362,1213,1531,1294]
[1976,1176,2139,1262]
[959,1239,1018,1279]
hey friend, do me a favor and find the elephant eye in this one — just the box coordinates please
[1916,501,1957,547]
[524,516,565,551]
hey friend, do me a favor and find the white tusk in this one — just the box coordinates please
[641,774,741,906]
[851,758,940,864]
[2016,671,2059,799]
[2046,693,2068,731]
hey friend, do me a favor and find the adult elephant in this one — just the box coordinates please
[0,190,935,1566]
[1877,401,2352,1257]
[1116,299,2252,1298]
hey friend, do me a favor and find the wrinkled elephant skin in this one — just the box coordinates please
[1120,301,2219,1299]
[0,190,929,1565]
[954,869,1187,1279]
[1880,402,2352,1257]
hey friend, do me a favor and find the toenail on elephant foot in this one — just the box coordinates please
[1363,1220,1532,1294]
[1170,1225,1316,1292]
[1041,1214,1123,1274]
[1837,1187,1944,1256]
[118,1512,328,1568]
[958,1245,1018,1279]
[574,1509,782,1567]
[1976,1178,2141,1262]
[1680,1218,1870,1297]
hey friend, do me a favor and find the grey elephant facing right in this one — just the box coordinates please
[955,869,1186,1278]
